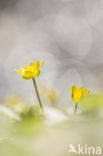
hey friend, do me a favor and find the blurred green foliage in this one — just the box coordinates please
[0,93,103,155]
[80,94,103,112]
[20,105,44,120]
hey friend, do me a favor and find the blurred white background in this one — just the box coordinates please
[0,0,103,100]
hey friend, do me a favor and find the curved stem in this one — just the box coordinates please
[74,103,78,115]
[32,78,43,110]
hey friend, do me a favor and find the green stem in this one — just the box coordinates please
[74,103,78,115]
[32,78,43,110]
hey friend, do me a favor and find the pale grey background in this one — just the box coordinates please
[0,0,103,101]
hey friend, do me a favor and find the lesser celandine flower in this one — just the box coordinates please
[15,60,44,79]
[70,85,90,114]
[15,60,44,110]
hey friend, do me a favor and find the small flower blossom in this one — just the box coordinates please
[48,89,59,104]
[15,60,44,79]
[70,85,90,103]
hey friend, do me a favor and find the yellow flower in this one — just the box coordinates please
[70,85,90,103]
[15,60,44,79]
[48,89,59,103]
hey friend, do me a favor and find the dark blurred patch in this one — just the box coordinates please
[12,0,65,21]
[0,0,19,11]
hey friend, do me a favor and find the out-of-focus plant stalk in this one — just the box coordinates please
[74,103,78,115]
[32,78,43,110]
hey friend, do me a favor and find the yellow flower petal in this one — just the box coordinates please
[33,69,40,77]
[15,60,44,79]
[22,74,32,79]
[36,60,40,68]
[39,61,44,69]
[70,85,90,103]
[15,70,23,75]
[21,66,26,71]
[70,86,73,94]
[30,62,35,67]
